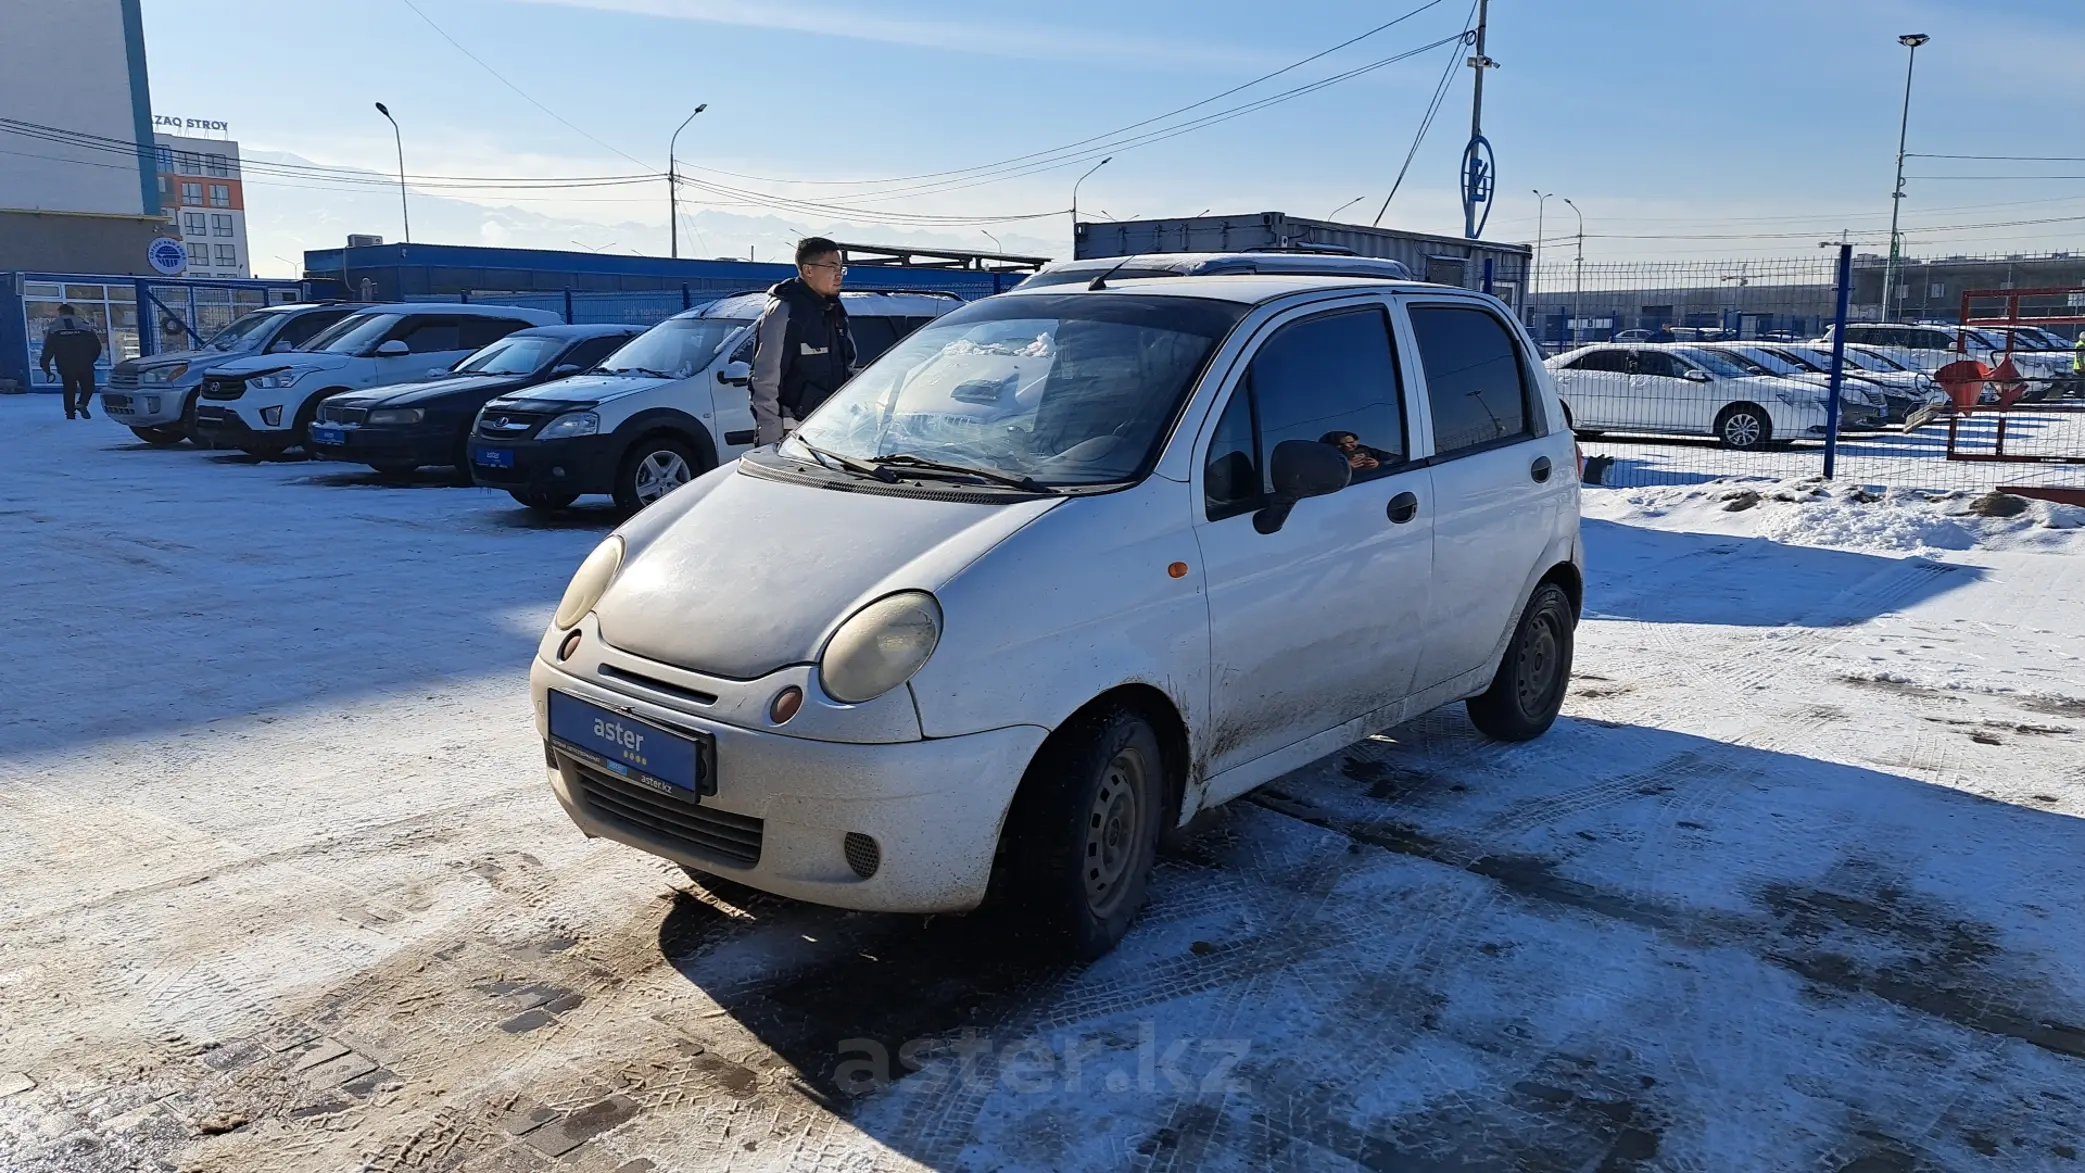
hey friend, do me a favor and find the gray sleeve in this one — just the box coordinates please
[749,298,792,445]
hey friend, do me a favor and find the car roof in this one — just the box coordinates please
[1024,251,1415,286]
[995,272,1467,306]
[341,301,564,323]
[672,288,966,321]
[501,323,643,340]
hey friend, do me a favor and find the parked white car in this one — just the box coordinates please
[192,302,562,456]
[531,272,1582,956]
[101,302,358,446]
[1699,343,1891,426]
[469,291,958,511]
[1546,343,1849,448]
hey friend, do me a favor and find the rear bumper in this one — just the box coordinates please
[468,434,621,496]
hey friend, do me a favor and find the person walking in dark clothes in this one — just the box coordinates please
[40,305,104,420]
[748,237,856,445]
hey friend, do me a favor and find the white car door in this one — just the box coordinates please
[1399,298,1568,692]
[1634,349,1719,433]
[1555,348,1631,429]
[1191,301,1434,788]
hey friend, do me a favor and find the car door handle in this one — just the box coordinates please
[1530,456,1553,484]
[1387,491,1419,524]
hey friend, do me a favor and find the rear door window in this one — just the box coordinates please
[394,317,463,353]
[850,315,900,364]
[1568,349,1631,373]
[277,309,350,348]
[460,318,531,350]
[1408,304,1536,457]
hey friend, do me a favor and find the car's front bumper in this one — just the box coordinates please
[469,434,622,496]
[101,379,201,426]
[532,652,1047,914]
[308,421,460,467]
[192,405,295,451]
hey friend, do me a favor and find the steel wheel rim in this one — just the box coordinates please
[1083,748,1146,917]
[1515,608,1562,714]
[634,451,691,504]
[1725,413,1762,448]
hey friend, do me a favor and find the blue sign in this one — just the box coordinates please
[1461,135,1495,240]
[148,237,188,276]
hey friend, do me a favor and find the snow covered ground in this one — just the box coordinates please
[3,396,2083,1172]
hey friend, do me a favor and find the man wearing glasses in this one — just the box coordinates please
[749,236,857,445]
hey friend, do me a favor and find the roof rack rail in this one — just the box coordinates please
[1241,244,1360,256]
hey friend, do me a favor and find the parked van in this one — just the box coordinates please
[531,272,1582,957]
[193,302,562,457]
[468,290,959,511]
[100,302,357,446]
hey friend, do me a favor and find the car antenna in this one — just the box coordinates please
[1087,253,1142,291]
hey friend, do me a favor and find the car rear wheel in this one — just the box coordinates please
[131,425,185,447]
[1715,403,1771,450]
[614,436,700,511]
[509,489,579,512]
[1005,703,1164,959]
[1466,582,1575,742]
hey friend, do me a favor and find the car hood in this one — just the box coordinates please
[212,350,352,376]
[326,373,521,408]
[594,467,1059,680]
[500,372,671,405]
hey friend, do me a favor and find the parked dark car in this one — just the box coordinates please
[306,324,641,475]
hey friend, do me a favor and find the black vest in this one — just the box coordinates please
[766,278,856,416]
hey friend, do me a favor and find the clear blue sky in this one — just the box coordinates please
[140,0,2085,273]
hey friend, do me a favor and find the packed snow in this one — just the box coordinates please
[2,397,2082,1172]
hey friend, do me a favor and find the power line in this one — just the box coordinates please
[1907,153,2085,163]
[1374,2,1474,226]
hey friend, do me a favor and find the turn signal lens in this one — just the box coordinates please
[769,686,804,725]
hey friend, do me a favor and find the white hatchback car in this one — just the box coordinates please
[192,302,562,457]
[532,273,1583,957]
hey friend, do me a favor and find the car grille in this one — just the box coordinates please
[318,404,368,425]
[107,371,141,392]
[200,377,247,401]
[476,409,554,439]
[567,758,763,866]
[100,394,134,412]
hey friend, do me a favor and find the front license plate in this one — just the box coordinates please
[474,446,514,468]
[309,426,346,446]
[548,690,704,795]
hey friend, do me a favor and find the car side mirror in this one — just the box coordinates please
[718,360,751,387]
[1684,368,1712,382]
[1254,439,1351,534]
[552,363,582,377]
[375,339,410,357]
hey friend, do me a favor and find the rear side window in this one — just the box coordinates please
[1568,349,1631,373]
[850,315,900,364]
[395,317,462,353]
[277,309,349,348]
[1409,305,1534,457]
[1203,306,1406,521]
[460,318,530,350]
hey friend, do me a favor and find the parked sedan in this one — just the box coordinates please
[1697,343,1892,427]
[307,325,641,475]
[1767,343,1946,424]
[1546,344,1876,449]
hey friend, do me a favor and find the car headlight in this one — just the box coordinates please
[140,363,186,385]
[818,591,942,704]
[367,408,424,425]
[553,535,624,630]
[255,370,303,389]
[1773,390,1823,407]
[539,410,600,440]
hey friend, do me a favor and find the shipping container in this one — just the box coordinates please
[1074,212,1531,307]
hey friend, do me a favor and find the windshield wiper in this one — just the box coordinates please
[601,366,673,379]
[875,453,1056,493]
[793,438,898,482]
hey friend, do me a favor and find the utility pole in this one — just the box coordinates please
[668,104,707,260]
[1883,33,1929,322]
[1531,189,1551,301]
[1461,0,1498,239]
[1564,197,1583,343]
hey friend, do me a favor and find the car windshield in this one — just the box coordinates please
[1679,348,1758,378]
[202,311,284,352]
[1835,348,1894,372]
[1763,347,1829,373]
[1965,328,2008,351]
[597,318,747,378]
[790,293,1247,487]
[304,312,402,355]
[1728,347,1803,375]
[454,334,563,376]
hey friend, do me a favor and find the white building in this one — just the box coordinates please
[0,0,167,273]
[155,132,251,279]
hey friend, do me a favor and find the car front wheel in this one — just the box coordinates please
[509,489,579,512]
[1005,703,1165,959]
[1715,404,1772,450]
[131,425,186,447]
[614,436,700,511]
[1466,582,1575,742]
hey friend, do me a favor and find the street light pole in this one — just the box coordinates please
[373,102,409,244]
[1883,33,1929,322]
[1328,195,1367,222]
[980,229,1002,253]
[1071,157,1111,257]
[1563,197,1584,343]
[1530,189,1551,301]
[668,103,708,260]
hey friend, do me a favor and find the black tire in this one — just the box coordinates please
[1466,582,1575,742]
[177,391,207,446]
[613,435,700,512]
[289,394,329,458]
[1004,703,1165,959]
[131,425,186,447]
[1714,403,1772,450]
[510,489,578,512]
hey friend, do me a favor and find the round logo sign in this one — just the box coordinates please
[148,237,188,276]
